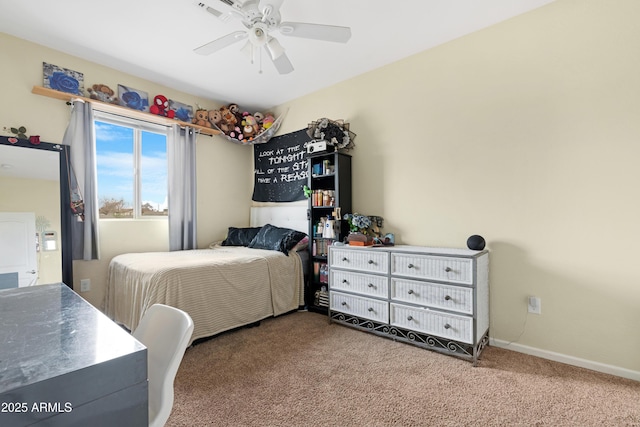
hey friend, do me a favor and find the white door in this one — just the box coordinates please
[0,212,38,288]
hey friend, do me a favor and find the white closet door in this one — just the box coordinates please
[0,212,37,288]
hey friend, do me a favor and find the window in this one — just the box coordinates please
[95,114,168,219]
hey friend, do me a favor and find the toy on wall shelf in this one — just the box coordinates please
[208,110,222,129]
[192,109,211,127]
[87,84,118,104]
[150,95,175,118]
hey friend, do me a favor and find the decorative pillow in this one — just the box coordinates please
[221,227,262,246]
[248,224,307,255]
[291,235,309,252]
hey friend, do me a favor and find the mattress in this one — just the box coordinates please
[104,245,304,345]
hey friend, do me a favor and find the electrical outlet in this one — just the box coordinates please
[527,296,541,314]
[80,279,91,292]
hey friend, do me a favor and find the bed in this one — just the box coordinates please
[104,206,308,345]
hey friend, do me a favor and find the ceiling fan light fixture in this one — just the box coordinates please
[266,37,285,60]
[248,24,269,46]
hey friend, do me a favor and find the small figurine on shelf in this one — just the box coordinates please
[192,109,211,127]
[150,95,175,118]
[87,84,118,104]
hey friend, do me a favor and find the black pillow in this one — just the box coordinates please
[248,224,307,255]
[221,227,262,246]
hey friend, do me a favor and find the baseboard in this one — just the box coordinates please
[489,338,640,382]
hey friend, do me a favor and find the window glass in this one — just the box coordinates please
[140,131,168,217]
[95,119,168,219]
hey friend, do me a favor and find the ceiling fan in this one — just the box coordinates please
[195,0,352,74]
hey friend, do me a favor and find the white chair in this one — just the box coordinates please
[133,304,194,427]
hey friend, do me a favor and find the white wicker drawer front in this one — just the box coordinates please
[330,248,389,274]
[330,270,388,298]
[391,253,473,285]
[330,291,388,323]
[390,303,473,344]
[391,278,473,315]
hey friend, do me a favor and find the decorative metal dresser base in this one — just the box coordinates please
[330,311,489,365]
[328,245,490,366]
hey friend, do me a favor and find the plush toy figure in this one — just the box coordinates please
[228,125,244,141]
[228,103,244,123]
[242,114,259,139]
[87,84,118,104]
[262,113,275,130]
[150,95,175,118]
[208,110,222,129]
[253,112,264,127]
[219,106,238,134]
[192,109,211,127]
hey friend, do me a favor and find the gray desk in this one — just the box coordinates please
[0,283,148,427]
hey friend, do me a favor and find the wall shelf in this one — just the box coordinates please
[31,86,220,136]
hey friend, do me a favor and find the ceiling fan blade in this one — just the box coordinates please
[265,46,294,74]
[279,22,351,43]
[194,30,248,55]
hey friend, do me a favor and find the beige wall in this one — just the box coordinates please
[275,0,640,374]
[0,176,62,285]
[0,32,253,308]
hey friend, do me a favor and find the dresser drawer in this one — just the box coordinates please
[330,270,388,298]
[391,253,473,285]
[330,248,389,274]
[330,291,388,323]
[391,278,473,315]
[390,303,473,344]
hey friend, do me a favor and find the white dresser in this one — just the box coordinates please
[328,244,489,365]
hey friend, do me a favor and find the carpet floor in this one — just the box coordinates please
[167,311,640,427]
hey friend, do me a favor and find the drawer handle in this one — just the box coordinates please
[407,263,414,269]
[407,289,414,295]
[444,323,451,329]
[341,301,347,306]
[368,259,375,264]
[407,315,414,321]
[444,295,452,301]
[342,257,349,262]
[445,267,452,272]
[367,307,374,312]
[367,283,375,288]
[342,279,348,284]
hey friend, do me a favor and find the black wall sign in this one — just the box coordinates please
[252,129,311,202]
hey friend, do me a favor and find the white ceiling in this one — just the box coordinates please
[0,0,554,111]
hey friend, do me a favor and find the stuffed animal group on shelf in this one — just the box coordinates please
[193,103,275,142]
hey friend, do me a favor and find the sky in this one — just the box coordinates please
[95,121,167,212]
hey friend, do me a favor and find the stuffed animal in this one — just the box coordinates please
[228,103,244,124]
[228,125,244,141]
[208,110,222,129]
[150,95,175,118]
[219,106,238,134]
[242,113,259,139]
[254,112,264,126]
[192,109,210,127]
[262,113,275,130]
[87,84,118,104]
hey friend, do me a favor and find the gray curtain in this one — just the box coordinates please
[168,125,197,251]
[62,100,100,260]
